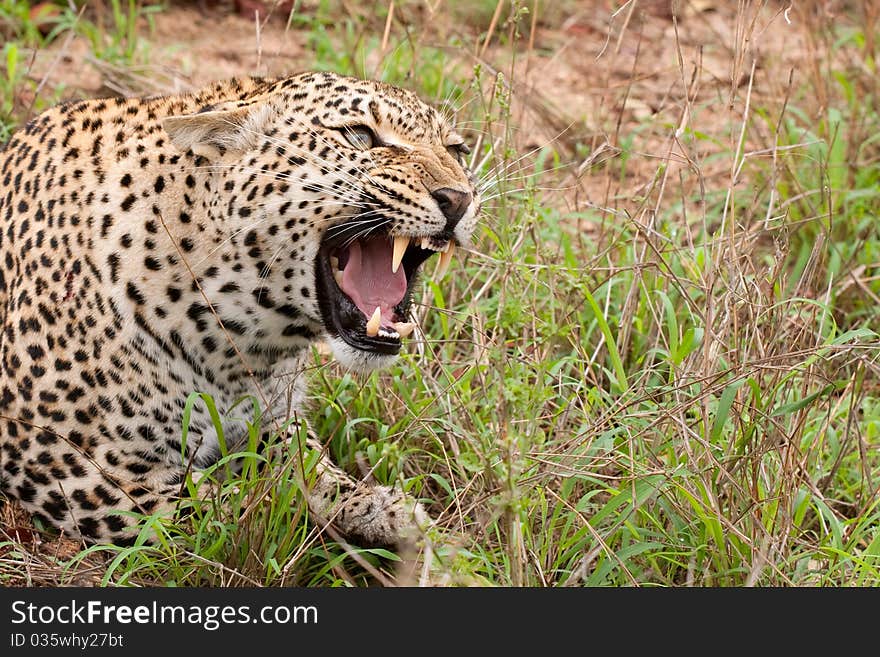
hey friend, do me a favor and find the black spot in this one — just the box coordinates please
[187,302,208,320]
[94,485,121,505]
[16,480,37,503]
[220,318,247,335]
[104,515,127,533]
[108,253,121,283]
[77,516,101,539]
[65,388,86,406]
[72,490,98,511]
[42,494,67,521]
[126,281,146,305]
[252,288,275,308]
[282,324,314,338]
[275,304,299,319]
[101,214,114,238]
[126,461,151,475]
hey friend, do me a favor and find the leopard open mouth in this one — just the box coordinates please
[315,227,455,355]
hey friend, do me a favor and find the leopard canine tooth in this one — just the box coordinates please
[333,270,344,287]
[392,236,409,274]
[436,241,456,279]
[393,321,416,338]
[366,306,382,336]
[330,255,339,270]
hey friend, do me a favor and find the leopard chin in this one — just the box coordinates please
[325,336,401,372]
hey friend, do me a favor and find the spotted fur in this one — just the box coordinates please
[0,71,479,545]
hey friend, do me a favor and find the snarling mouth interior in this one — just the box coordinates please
[315,228,455,355]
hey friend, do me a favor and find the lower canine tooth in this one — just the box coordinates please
[333,270,344,287]
[366,306,382,336]
[393,321,416,338]
[436,241,456,279]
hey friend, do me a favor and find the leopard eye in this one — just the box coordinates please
[343,126,376,150]
[447,143,470,165]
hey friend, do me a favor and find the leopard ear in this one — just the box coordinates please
[162,101,270,158]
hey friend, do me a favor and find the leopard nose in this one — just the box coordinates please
[431,187,471,229]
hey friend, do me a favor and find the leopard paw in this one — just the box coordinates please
[330,485,430,548]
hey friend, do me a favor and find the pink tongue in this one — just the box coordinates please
[339,238,407,325]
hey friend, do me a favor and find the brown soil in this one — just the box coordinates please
[494,1,839,216]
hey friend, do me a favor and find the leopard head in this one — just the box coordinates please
[162,71,479,371]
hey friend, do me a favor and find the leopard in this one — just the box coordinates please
[0,70,479,548]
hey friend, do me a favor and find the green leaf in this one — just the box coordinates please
[582,286,628,392]
[673,327,703,365]
[771,383,839,417]
[831,327,877,345]
[5,43,18,85]
[656,290,679,357]
[710,379,744,443]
